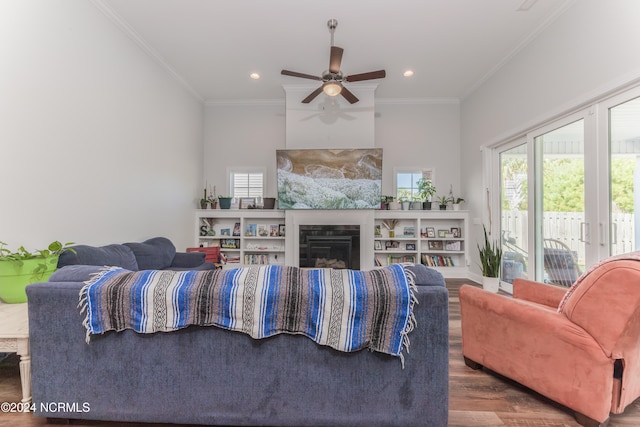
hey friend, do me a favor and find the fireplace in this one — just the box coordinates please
[299,225,360,269]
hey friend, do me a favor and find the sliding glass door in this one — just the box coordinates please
[533,119,586,286]
[493,85,640,289]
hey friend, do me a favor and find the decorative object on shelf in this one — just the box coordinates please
[426,227,436,238]
[263,197,276,209]
[200,188,208,209]
[452,197,465,211]
[207,185,218,209]
[0,240,75,303]
[478,225,502,293]
[417,178,436,210]
[436,195,452,210]
[388,197,400,210]
[239,198,256,209]
[382,219,399,238]
[218,196,233,209]
[380,195,393,210]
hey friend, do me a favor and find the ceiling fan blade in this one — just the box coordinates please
[329,46,344,74]
[340,86,359,104]
[281,70,322,81]
[345,70,386,82]
[302,86,324,103]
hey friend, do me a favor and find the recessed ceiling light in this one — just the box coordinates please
[403,70,414,77]
[250,72,260,80]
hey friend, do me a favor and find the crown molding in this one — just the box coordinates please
[89,0,203,103]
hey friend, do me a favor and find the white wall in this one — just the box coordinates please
[203,100,461,205]
[0,0,203,251]
[461,0,640,276]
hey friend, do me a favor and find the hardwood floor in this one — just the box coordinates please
[1,279,639,426]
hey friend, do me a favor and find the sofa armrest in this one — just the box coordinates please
[170,251,206,268]
[512,278,567,309]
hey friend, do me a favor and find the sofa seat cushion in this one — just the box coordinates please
[124,237,176,270]
[58,244,139,270]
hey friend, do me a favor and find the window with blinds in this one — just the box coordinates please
[231,172,264,198]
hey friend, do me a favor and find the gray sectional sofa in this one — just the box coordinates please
[26,263,449,426]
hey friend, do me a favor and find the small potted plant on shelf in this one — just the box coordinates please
[417,178,436,210]
[218,195,233,209]
[207,186,218,209]
[0,240,75,303]
[477,225,502,293]
[436,195,452,210]
[452,197,465,210]
[200,188,208,209]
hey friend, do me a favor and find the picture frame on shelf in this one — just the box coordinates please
[428,240,444,250]
[375,225,382,238]
[445,240,461,251]
[406,243,416,251]
[220,228,231,236]
[246,224,257,237]
[279,224,285,237]
[374,241,383,250]
[403,226,415,237]
[451,227,461,238]
[232,222,241,236]
[437,229,448,238]
[270,224,279,237]
[239,197,256,209]
[426,227,436,238]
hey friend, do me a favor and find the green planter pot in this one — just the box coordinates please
[218,197,232,209]
[0,257,58,303]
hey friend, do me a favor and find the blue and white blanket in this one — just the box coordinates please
[79,264,417,363]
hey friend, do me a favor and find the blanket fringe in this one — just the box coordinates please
[78,266,125,344]
[399,264,419,369]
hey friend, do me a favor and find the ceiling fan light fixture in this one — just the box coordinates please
[323,81,342,97]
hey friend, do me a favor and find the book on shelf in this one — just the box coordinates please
[244,254,269,265]
[421,254,455,267]
[269,224,280,237]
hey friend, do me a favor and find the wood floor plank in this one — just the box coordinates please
[1,278,640,426]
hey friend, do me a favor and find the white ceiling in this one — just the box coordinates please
[100,0,574,103]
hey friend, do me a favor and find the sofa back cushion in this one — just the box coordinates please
[560,258,640,358]
[58,244,139,270]
[123,237,176,270]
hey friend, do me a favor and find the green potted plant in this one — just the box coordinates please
[452,197,465,211]
[0,240,75,303]
[477,225,502,293]
[199,188,208,209]
[436,195,452,210]
[218,195,233,209]
[417,178,436,210]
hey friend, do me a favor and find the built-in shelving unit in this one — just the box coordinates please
[195,209,469,277]
[374,210,469,277]
[195,210,285,267]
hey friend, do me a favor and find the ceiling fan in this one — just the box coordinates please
[281,19,386,104]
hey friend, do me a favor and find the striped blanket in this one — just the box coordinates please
[79,264,417,363]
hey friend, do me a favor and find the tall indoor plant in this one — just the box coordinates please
[0,240,75,303]
[477,226,502,293]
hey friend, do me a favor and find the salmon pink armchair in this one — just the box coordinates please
[460,254,640,427]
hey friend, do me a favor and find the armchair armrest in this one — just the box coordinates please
[512,278,567,309]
